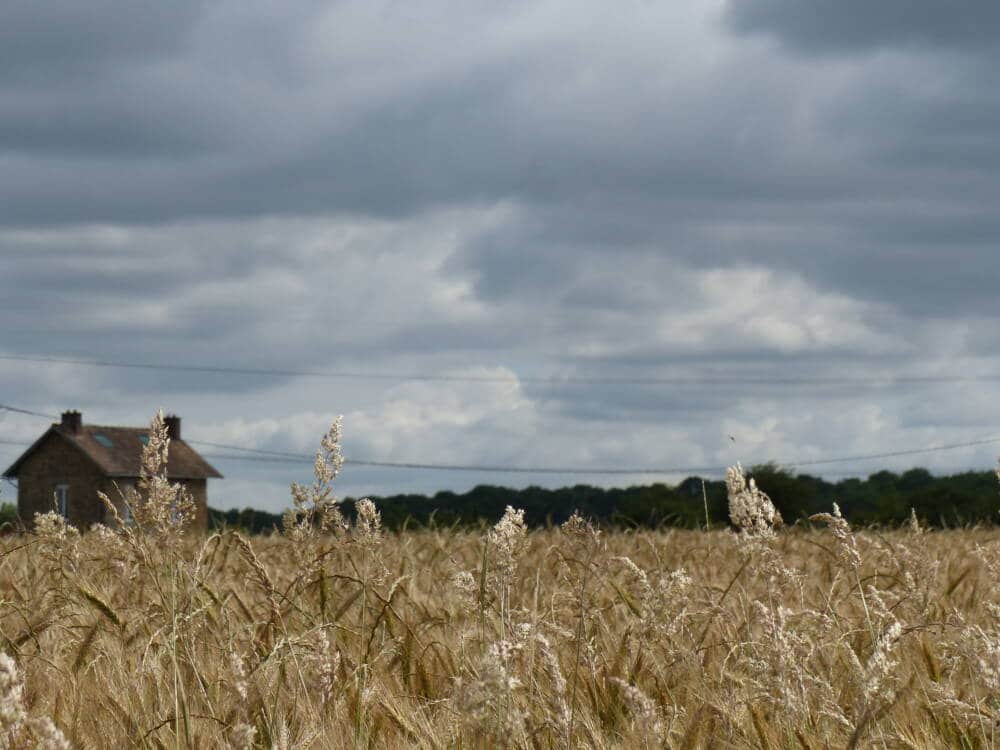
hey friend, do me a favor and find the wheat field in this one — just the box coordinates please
[1,415,999,749]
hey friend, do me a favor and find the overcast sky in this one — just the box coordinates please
[2,0,999,513]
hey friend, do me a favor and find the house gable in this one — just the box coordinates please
[3,426,107,479]
[11,430,109,527]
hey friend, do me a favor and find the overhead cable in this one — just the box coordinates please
[2,352,998,387]
[3,402,999,476]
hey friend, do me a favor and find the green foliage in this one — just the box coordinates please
[205,466,1000,534]
[207,506,282,534]
[0,501,17,530]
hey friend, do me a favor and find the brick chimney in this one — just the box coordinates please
[61,410,82,434]
[164,414,181,440]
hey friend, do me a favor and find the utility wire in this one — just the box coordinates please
[198,434,1000,474]
[199,452,724,474]
[0,435,726,474]
[786,438,1000,468]
[3,401,999,476]
[0,404,54,420]
[2,352,998,387]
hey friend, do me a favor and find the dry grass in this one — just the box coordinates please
[1,417,999,748]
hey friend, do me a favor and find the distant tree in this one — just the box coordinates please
[748,463,823,523]
[207,466,1000,534]
[0,502,16,531]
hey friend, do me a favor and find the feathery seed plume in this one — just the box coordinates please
[726,463,782,538]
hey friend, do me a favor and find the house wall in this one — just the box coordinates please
[100,478,135,524]
[96,478,208,531]
[186,479,209,531]
[16,434,107,528]
[16,435,210,532]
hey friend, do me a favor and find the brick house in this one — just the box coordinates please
[2,411,222,531]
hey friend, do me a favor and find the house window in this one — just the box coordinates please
[93,433,115,449]
[54,484,70,518]
[120,499,133,526]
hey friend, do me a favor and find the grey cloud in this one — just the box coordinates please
[0,1,846,225]
[450,192,1000,326]
[0,89,221,158]
[724,0,1000,54]
[0,213,510,389]
[0,1,205,86]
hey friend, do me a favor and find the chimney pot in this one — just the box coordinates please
[164,414,181,440]
[61,410,82,434]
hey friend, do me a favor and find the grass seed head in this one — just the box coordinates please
[0,653,26,735]
[487,505,527,582]
[726,463,782,540]
[354,498,382,545]
[810,503,862,571]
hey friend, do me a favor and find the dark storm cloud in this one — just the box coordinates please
[724,0,1000,54]
[0,1,842,226]
[3,0,997,337]
[1,1,204,81]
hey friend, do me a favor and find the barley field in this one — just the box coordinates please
[2,416,999,749]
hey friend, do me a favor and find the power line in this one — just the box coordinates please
[129,431,1000,473]
[200,452,723,474]
[199,434,1000,474]
[3,402,999,476]
[0,436,724,475]
[154,428,1000,474]
[786,437,1000,468]
[0,403,55,420]
[0,428,984,485]
[2,352,999,387]
[188,439,310,459]
[4,436,998,477]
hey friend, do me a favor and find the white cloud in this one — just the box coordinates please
[671,266,903,354]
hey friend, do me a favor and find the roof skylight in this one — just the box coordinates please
[93,433,114,449]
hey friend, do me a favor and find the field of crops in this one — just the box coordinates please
[1,417,999,749]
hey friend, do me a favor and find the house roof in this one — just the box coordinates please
[3,424,223,480]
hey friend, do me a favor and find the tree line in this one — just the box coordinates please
[206,464,1000,534]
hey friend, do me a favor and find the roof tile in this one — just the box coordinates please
[64,425,222,479]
